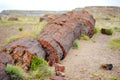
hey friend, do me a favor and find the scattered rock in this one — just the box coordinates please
[39,14,60,22]
[8,17,18,21]
[50,76,65,80]
[90,77,101,80]
[101,64,113,70]
[55,63,65,72]
[56,71,65,77]
[104,18,110,20]
[101,28,113,35]
[55,63,65,77]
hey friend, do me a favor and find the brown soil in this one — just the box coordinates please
[0,26,120,80]
[0,25,34,49]
[62,32,120,79]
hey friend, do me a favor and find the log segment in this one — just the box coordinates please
[0,10,95,69]
[37,10,95,65]
[1,37,45,70]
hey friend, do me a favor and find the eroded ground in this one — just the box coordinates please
[62,32,120,79]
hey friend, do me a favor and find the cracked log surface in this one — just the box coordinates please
[37,10,95,66]
[0,9,95,79]
[1,37,45,71]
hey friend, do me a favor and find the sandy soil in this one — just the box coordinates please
[0,26,120,80]
[61,32,120,80]
[0,25,34,49]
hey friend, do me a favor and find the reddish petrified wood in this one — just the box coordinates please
[0,10,95,73]
[37,10,95,66]
[8,17,18,21]
[39,13,60,22]
[0,52,12,79]
[2,37,45,70]
[0,9,96,79]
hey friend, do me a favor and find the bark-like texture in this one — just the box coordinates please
[0,9,95,76]
[0,52,12,79]
[37,10,95,65]
[1,37,45,70]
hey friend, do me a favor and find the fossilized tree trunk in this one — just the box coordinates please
[37,10,95,65]
[0,9,95,78]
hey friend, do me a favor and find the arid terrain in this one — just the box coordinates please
[0,6,120,80]
[62,6,120,80]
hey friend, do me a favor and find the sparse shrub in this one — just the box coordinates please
[94,27,98,34]
[114,27,120,32]
[91,39,96,43]
[108,37,120,50]
[105,29,113,35]
[109,76,118,80]
[18,27,23,31]
[104,74,118,80]
[30,56,48,71]
[73,39,79,49]
[5,64,23,80]
[30,56,52,78]
[81,34,90,40]
[91,72,103,77]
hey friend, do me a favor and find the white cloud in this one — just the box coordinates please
[0,0,120,11]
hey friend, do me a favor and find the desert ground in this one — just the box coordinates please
[0,7,120,80]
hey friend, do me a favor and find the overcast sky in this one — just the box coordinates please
[0,0,120,12]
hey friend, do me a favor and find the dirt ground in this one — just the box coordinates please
[0,25,34,49]
[0,25,120,80]
[61,32,120,80]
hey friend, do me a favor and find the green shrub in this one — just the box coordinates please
[73,39,79,49]
[5,64,23,80]
[108,37,120,50]
[18,27,23,31]
[105,29,113,35]
[30,56,48,71]
[114,27,120,32]
[30,56,51,78]
[109,76,118,80]
[94,27,98,34]
[81,34,90,40]
[91,72,103,77]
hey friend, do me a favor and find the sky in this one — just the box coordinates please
[0,0,120,12]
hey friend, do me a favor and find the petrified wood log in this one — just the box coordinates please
[8,17,18,21]
[39,14,60,22]
[1,37,45,70]
[0,10,95,69]
[37,10,95,65]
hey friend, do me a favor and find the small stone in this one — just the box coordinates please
[101,64,113,70]
[55,63,65,72]
[56,71,65,77]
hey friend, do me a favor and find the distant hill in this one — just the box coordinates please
[0,10,67,16]
[0,6,120,16]
[83,6,120,14]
